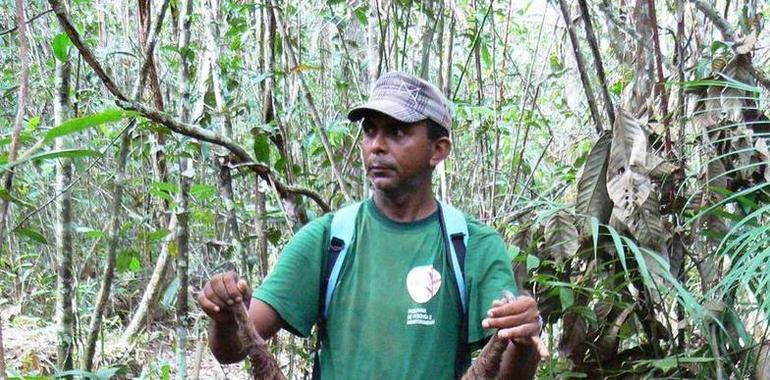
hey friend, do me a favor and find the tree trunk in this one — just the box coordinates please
[0,316,6,379]
[557,0,603,134]
[0,0,31,253]
[54,43,75,379]
[81,121,134,371]
[577,0,615,126]
[205,0,246,278]
[418,0,434,80]
[117,0,178,350]
[176,160,192,380]
[175,0,194,376]
[118,215,177,348]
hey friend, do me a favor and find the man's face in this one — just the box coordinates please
[361,113,438,195]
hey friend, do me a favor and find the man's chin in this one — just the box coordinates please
[369,178,398,192]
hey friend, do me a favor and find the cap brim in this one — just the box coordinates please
[347,99,424,124]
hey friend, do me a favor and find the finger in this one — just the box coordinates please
[497,322,539,340]
[532,337,550,358]
[482,308,538,329]
[211,272,237,305]
[199,285,222,313]
[488,296,536,318]
[222,275,241,305]
[237,279,252,299]
[198,292,222,315]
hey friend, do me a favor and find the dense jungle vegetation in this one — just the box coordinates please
[1,0,769,378]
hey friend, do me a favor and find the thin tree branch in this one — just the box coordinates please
[46,0,330,213]
[597,0,647,47]
[577,0,615,126]
[48,0,128,101]
[0,8,53,36]
[1,0,31,243]
[647,0,671,150]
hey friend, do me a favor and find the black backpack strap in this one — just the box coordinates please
[450,233,469,379]
[437,201,470,379]
[313,238,344,380]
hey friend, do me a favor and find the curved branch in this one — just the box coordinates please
[46,0,330,213]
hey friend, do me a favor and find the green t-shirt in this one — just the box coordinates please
[254,199,517,379]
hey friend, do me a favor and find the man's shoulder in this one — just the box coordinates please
[457,211,501,241]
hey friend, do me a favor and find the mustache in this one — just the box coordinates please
[366,160,396,170]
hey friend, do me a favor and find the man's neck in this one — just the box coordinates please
[371,186,437,223]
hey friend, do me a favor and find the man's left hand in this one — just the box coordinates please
[481,295,549,359]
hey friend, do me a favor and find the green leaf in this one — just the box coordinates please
[52,33,72,61]
[0,188,33,208]
[148,229,172,241]
[74,226,105,239]
[526,254,540,272]
[549,54,563,72]
[480,41,492,67]
[45,108,134,142]
[253,133,270,164]
[128,257,142,272]
[31,149,100,161]
[2,149,100,173]
[116,250,139,272]
[190,184,216,201]
[354,6,368,25]
[559,286,574,311]
[16,228,48,245]
[27,116,41,131]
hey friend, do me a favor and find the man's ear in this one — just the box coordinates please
[430,137,451,167]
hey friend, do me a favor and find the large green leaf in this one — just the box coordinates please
[1,149,100,173]
[575,131,613,234]
[52,33,72,62]
[45,108,135,142]
[0,188,33,208]
[16,228,48,245]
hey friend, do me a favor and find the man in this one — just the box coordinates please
[197,72,548,379]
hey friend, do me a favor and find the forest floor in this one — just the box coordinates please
[1,306,258,379]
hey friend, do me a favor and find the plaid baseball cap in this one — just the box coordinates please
[347,71,453,132]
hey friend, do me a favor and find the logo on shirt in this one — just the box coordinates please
[406,265,442,303]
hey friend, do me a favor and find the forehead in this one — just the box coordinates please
[361,112,419,129]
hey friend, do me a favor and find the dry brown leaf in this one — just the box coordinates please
[627,194,666,249]
[734,31,758,55]
[544,212,580,263]
[575,131,613,235]
[667,233,685,279]
[757,344,770,380]
[558,311,588,364]
[756,138,770,182]
[730,125,756,179]
[607,109,654,229]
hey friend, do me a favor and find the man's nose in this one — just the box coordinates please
[368,130,387,153]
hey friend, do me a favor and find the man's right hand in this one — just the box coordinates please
[197,271,252,324]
